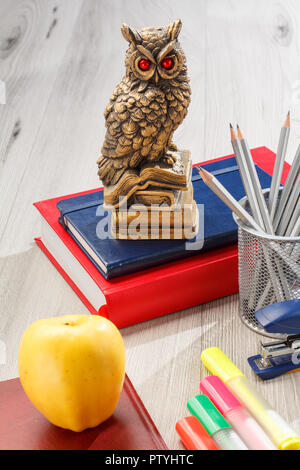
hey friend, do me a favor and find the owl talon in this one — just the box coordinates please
[166,151,177,164]
[168,142,178,151]
[161,152,177,167]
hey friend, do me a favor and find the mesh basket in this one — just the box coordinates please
[234,192,300,339]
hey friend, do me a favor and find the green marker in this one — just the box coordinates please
[187,395,248,450]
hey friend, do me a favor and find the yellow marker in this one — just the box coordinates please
[201,347,300,450]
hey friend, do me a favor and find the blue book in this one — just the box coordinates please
[57,156,272,279]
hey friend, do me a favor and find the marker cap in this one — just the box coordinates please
[201,347,244,382]
[175,416,219,450]
[281,436,300,451]
[187,395,230,436]
[200,376,242,415]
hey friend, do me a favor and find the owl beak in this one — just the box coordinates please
[154,70,159,84]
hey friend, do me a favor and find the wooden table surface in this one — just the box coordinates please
[1,0,300,450]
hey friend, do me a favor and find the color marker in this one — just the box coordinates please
[175,416,219,450]
[201,347,300,450]
[200,376,276,450]
[187,395,248,450]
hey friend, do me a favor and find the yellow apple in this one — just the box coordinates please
[18,315,125,432]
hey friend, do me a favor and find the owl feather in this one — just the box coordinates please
[97,19,191,186]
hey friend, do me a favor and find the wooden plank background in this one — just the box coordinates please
[1,0,300,449]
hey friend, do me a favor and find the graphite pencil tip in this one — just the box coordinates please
[237,125,243,140]
[284,111,290,128]
[198,167,213,183]
[230,123,237,141]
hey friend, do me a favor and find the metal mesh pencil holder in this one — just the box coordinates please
[234,191,300,339]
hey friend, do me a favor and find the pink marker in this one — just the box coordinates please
[200,376,277,450]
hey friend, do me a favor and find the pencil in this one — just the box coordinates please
[276,180,300,235]
[285,196,300,237]
[237,125,274,234]
[291,215,300,260]
[230,125,265,230]
[291,215,300,237]
[268,112,291,221]
[233,123,292,302]
[247,255,264,311]
[249,249,290,309]
[197,166,264,233]
[273,144,300,232]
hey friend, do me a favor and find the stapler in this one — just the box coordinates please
[248,299,300,380]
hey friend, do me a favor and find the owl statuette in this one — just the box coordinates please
[97,19,191,187]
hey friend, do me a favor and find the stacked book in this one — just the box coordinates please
[105,150,198,239]
[34,147,278,329]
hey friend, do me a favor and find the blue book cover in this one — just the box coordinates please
[57,157,272,279]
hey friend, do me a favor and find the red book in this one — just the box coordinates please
[33,147,289,329]
[0,376,167,450]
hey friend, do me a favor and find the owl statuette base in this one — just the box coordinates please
[97,20,198,239]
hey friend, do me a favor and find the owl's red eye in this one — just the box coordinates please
[161,57,174,70]
[138,58,151,71]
